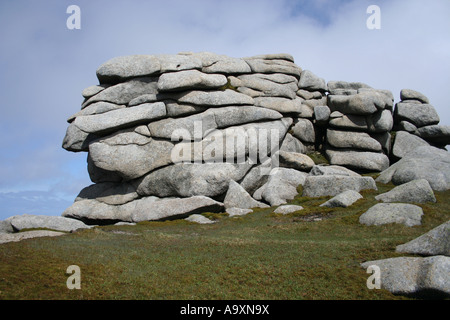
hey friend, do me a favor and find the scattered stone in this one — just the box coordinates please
[273,205,304,214]
[320,190,362,208]
[261,168,308,206]
[361,256,450,298]
[185,214,216,224]
[0,230,66,245]
[226,208,253,217]
[223,180,269,209]
[396,221,450,256]
[375,179,436,203]
[359,203,423,227]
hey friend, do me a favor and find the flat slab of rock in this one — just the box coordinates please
[396,220,450,256]
[416,125,450,146]
[326,149,390,172]
[302,175,376,197]
[320,190,362,208]
[375,179,436,203]
[157,69,227,92]
[278,151,314,172]
[327,129,382,152]
[185,214,216,224]
[273,205,304,214]
[359,203,423,227]
[376,146,450,191]
[8,214,90,232]
[361,256,450,298]
[309,165,360,177]
[226,208,253,217]
[0,230,66,244]
[394,102,440,128]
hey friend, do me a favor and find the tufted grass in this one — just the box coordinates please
[0,182,448,300]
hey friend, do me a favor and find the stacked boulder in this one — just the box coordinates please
[62,52,329,224]
[392,89,450,160]
[325,81,393,172]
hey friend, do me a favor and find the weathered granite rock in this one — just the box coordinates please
[394,102,440,128]
[396,221,450,256]
[261,168,308,206]
[0,230,66,244]
[309,165,360,177]
[273,205,304,214]
[291,119,315,143]
[75,182,139,205]
[375,179,436,203]
[303,175,376,197]
[320,190,362,208]
[359,203,423,227]
[224,180,269,209]
[376,146,450,191]
[8,214,90,232]
[157,69,227,92]
[391,131,430,159]
[298,70,327,92]
[185,214,216,224]
[416,125,450,146]
[400,89,429,104]
[327,129,382,152]
[278,151,314,172]
[361,256,450,298]
[226,207,253,217]
[325,149,389,172]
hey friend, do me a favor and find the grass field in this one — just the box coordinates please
[0,181,448,300]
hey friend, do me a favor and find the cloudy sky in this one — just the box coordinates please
[0,0,449,220]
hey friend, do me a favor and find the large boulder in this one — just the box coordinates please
[394,102,440,128]
[223,180,269,209]
[376,146,450,191]
[361,256,450,298]
[359,203,423,227]
[391,131,430,159]
[375,179,436,203]
[325,149,390,172]
[260,168,308,206]
[320,190,363,208]
[302,175,377,197]
[396,220,450,256]
[7,214,90,232]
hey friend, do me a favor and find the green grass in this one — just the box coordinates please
[0,182,448,300]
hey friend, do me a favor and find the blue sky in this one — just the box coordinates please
[0,0,449,220]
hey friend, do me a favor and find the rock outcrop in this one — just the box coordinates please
[60,52,450,225]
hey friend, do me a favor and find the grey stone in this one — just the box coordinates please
[136,162,253,198]
[297,89,323,100]
[176,89,254,106]
[392,131,431,159]
[278,151,315,172]
[328,92,390,115]
[83,77,159,107]
[244,58,302,78]
[394,102,440,128]
[303,175,376,197]
[157,70,227,92]
[74,102,167,134]
[314,105,330,122]
[326,129,382,152]
[226,208,253,217]
[185,52,251,74]
[359,203,423,227]
[237,73,298,99]
[165,101,206,117]
[309,165,361,177]
[75,182,139,205]
[416,125,450,146]
[361,256,450,298]
[0,219,14,234]
[273,205,304,214]
[68,101,125,122]
[0,230,66,244]
[62,122,98,152]
[246,53,295,62]
[320,190,363,208]
[396,220,450,256]
[254,97,309,116]
[375,179,436,203]
[397,121,418,133]
[400,89,429,104]
[212,106,283,128]
[376,146,450,191]
[280,133,306,154]
[367,109,393,133]
[128,94,159,107]
[224,180,269,209]
[96,55,162,84]
[291,119,315,143]
[88,130,174,180]
[239,159,272,195]
[8,214,90,232]
[156,54,204,74]
[328,114,368,131]
[82,84,111,99]
[298,70,327,91]
[261,168,309,206]
[327,81,371,95]
[185,214,216,224]
[326,149,390,172]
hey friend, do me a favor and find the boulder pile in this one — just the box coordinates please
[57,52,450,224]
